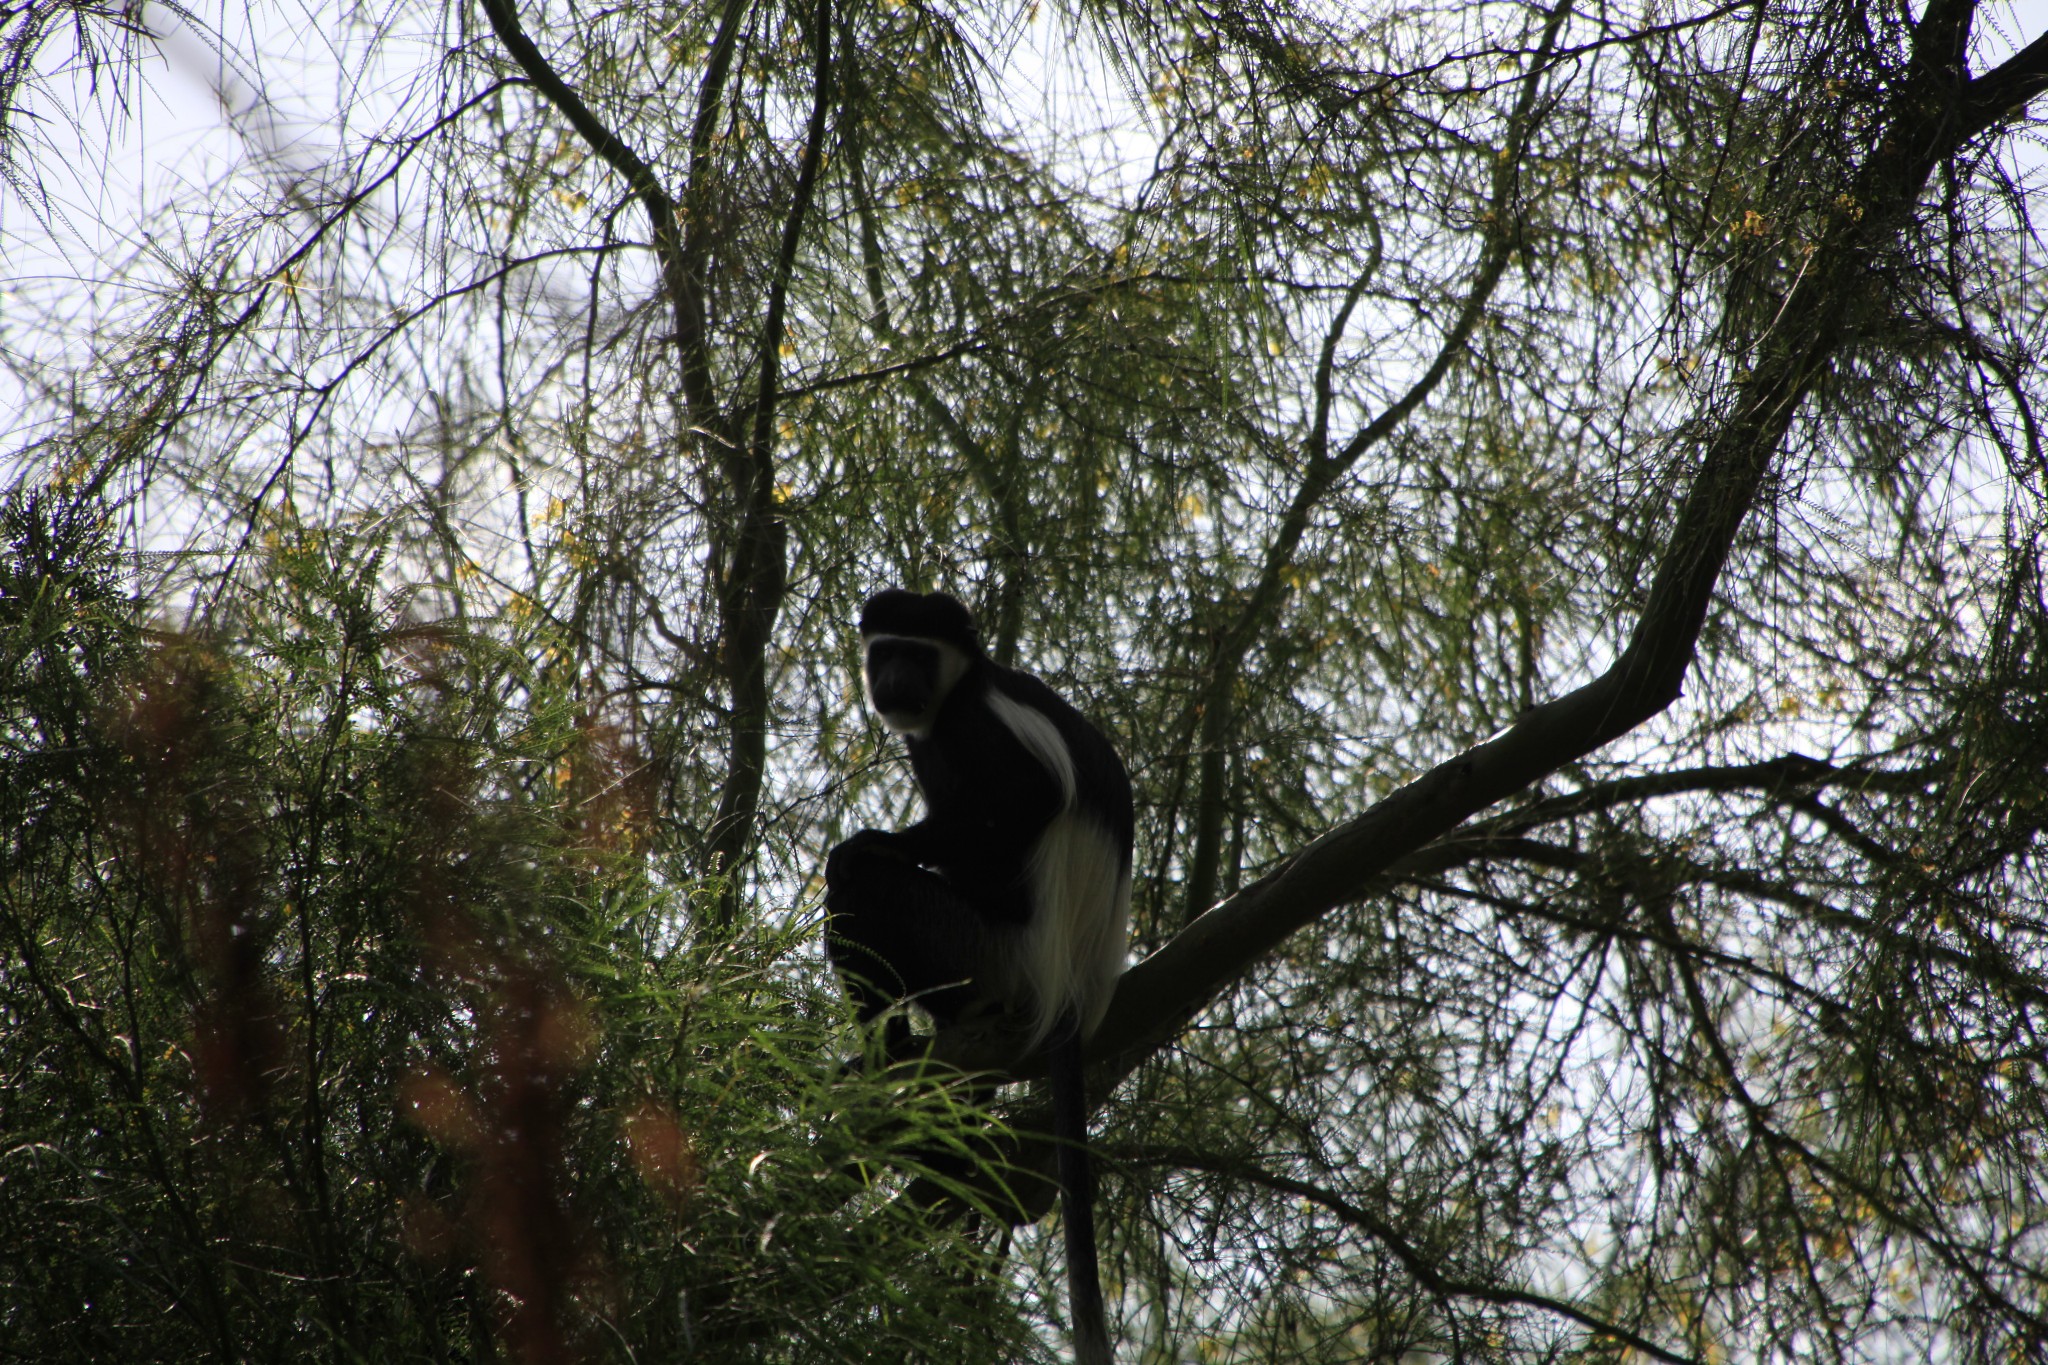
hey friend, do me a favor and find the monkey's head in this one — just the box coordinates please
[858,590,979,737]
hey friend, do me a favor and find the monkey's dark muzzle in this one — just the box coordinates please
[866,651,938,718]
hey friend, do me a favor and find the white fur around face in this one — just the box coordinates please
[862,635,970,737]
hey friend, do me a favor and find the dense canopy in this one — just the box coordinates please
[4,0,2048,1360]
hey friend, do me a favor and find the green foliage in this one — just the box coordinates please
[0,494,1040,1363]
[5,0,2048,1360]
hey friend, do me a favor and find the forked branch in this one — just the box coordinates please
[1091,0,2048,1089]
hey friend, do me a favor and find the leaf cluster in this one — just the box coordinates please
[0,490,1043,1363]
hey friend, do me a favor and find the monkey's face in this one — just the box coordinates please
[862,634,968,737]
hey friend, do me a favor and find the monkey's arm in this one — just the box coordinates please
[833,818,956,866]
[839,811,1028,862]
[836,805,1055,928]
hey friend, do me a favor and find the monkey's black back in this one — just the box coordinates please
[905,661,1133,925]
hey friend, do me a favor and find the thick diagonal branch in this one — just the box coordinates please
[475,0,708,410]
[1092,0,2038,1084]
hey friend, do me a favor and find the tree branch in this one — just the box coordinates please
[1128,1146,1704,1365]
[1090,0,2030,1087]
[477,0,810,909]
[1962,31,2048,134]
[1463,753,1939,839]
[702,0,833,905]
[474,0,707,421]
[1182,0,1577,921]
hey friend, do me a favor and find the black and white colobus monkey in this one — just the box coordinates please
[825,588,1130,1365]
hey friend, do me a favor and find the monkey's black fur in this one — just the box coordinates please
[826,589,1128,1365]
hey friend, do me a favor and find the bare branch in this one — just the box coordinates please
[703,0,834,900]
[1128,1146,1705,1365]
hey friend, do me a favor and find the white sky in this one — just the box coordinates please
[3,0,2046,464]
